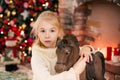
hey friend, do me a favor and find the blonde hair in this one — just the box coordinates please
[32,11,64,47]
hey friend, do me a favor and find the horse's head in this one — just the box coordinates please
[55,34,80,73]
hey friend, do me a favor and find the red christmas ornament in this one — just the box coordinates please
[14,0,23,6]
[38,7,43,11]
[13,18,17,23]
[29,10,35,16]
[23,2,29,8]
[29,0,34,5]
[0,38,5,46]
[38,0,45,4]
[0,6,3,13]
[18,7,24,13]
[27,57,31,63]
[4,20,9,25]
[27,38,33,46]
[21,42,27,47]
[34,6,38,11]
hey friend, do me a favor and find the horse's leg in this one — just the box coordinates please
[80,70,86,80]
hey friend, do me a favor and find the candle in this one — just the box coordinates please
[112,48,120,63]
[114,48,120,56]
[106,47,112,60]
[97,48,100,51]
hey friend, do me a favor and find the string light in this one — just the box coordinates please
[22,24,26,29]
[20,46,23,49]
[45,2,49,7]
[0,14,3,18]
[10,0,13,4]
[24,40,27,43]
[0,31,3,34]
[20,30,25,37]
[12,10,16,16]
[28,46,32,52]
[30,18,34,21]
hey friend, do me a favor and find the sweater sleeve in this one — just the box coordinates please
[31,48,79,80]
[80,45,95,54]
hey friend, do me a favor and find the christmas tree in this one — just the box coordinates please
[0,0,58,63]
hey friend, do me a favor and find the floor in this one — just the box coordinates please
[0,63,33,80]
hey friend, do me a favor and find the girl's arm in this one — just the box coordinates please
[31,53,80,80]
[31,45,87,80]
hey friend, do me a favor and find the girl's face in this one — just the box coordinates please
[38,22,59,48]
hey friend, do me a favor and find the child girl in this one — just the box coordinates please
[31,11,94,80]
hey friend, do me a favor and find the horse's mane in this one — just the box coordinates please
[63,34,79,47]
[57,34,79,49]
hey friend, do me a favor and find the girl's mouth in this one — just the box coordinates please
[45,41,51,43]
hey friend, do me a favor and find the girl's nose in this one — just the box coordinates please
[45,32,50,38]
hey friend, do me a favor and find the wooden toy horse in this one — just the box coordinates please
[55,34,105,80]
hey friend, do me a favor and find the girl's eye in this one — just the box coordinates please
[51,29,55,32]
[40,30,45,32]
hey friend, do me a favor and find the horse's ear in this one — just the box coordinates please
[56,38,62,48]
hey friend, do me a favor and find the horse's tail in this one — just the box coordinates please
[86,51,106,80]
[95,51,105,75]
[95,51,106,80]
[85,53,96,80]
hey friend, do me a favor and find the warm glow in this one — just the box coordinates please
[20,46,22,49]
[97,48,100,51]
[100,48,107,58]
[45,2,49,7]
[22,51,27,56]
[22,24,26,29]
[10,0,13,4]
[24,40,27,43]
[12,11,16,16]
[0,14,3,18]
[42,4,45,6]
[28,46,32,51]
[24,53,27,56]
[30,18,34,21]
[0,31,3,34]
[111,50,114,61]
[20,30,25,36]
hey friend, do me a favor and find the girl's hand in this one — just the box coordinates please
[80,45,94,62]
[73,56,87,76]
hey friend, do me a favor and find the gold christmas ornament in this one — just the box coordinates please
[12,10,16,16]
[0,14,3,18]
[5,9,10,17]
